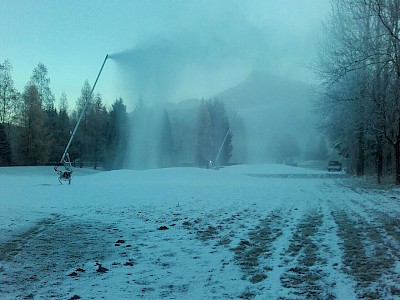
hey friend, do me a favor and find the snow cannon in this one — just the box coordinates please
[54,54,109,184]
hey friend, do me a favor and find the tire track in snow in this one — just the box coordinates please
[261,206,303,298]
[279,209,335,299]
[336,178,400,216]
[232,209,286,284]
[341,189,400,256]
[182,207,293,299]
[322,180,400,298]
[229,208,300,299]
[341,197,400,297]
[339,183,400,257]
[329,201,399,299]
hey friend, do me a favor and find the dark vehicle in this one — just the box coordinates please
[328,161,342,172]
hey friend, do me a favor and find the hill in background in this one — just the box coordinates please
[171,70,320,164]
[216,70,319,163]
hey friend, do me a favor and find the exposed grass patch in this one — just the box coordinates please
[197,225,218,242]
[238,291,257,299]
[381,217,400,243]
[0,216,115,299]
[250,273,267,284]
[216,235,231,247]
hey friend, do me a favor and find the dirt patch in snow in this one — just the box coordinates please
[0,215,115,299]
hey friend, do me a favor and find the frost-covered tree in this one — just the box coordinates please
[316,0,400,183]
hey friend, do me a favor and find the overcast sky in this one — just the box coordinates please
[0,0,331,109]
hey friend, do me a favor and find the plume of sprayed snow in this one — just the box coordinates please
[108,23,269,106]
[105,1,323,167]
[107,17,272,168]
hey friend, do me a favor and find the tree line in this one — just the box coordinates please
[317,0,400,184]
[0,60,233,169]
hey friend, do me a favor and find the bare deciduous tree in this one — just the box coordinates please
[317,0,400,183]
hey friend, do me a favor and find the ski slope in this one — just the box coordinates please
[1,164,400,299]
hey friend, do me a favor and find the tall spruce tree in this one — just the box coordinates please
[53,93,71,163]
[86,93,107,169]
[19,84,50,165]
[71,80,92,166]
[45,106,59,162]
[105,98,128,170]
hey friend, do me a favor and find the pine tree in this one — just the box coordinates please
[0,123,12,165]
[19,84,50,165]
[105,98,128,170]
[44,106,59,162]
[86,93,108,169]
[58,93,71,142]
[71,80,92,166]
[53,93,71,163]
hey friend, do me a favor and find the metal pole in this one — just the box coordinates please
[214,113,236,166]
[215,129,231,166]
[59,54,109,163]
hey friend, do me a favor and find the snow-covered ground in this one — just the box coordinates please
[1,164,400,299]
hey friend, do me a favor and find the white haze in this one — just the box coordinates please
[108,31,265,105]
[106,0,329,106]
[104,1,330,166]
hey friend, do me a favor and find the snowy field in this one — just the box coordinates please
[1,164,400,299]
